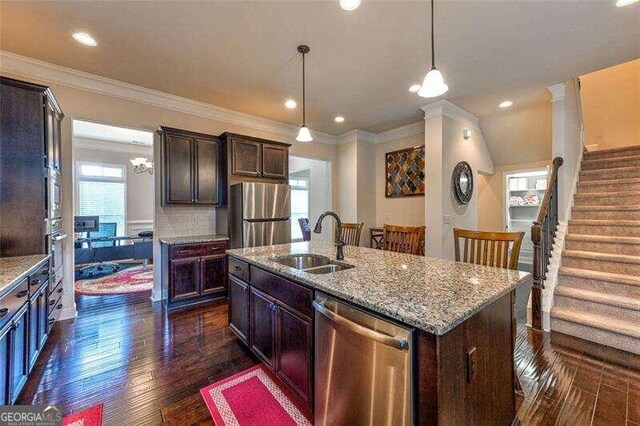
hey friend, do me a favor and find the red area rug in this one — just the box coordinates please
[75,265,153,296]
[200,365,311,425]
[63,403,103,426]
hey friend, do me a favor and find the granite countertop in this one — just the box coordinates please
[159,234,229,245]
[0,254,50,296]
[227,241,531,336]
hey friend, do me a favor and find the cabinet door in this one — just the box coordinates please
[38,287,48,348]
[45,100,55,169]
[200,254,227,295]
[275,306,312,405]
[169,258,200,301]
[228,276,249,344]
[194,138,220,204]
[249,287,275,369]
[231,139,261,177]
[0,325,10,406]
[53,112,62,171]
[262,144,288,179]
[164,134,194,204]
[28,296,39,370]
[9,307,29,403]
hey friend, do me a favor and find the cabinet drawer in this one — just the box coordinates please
[170,241,228,259]
[30,260,50,293]
[0,278,30,330]
[229,257,250,282]
[250,267,312,318]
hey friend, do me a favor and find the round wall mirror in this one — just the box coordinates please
[453,161,473,204]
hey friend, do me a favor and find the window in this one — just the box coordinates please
[290,171,310,242]
[76,161,126,235]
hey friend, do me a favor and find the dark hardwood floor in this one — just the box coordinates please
[18,293,640,425]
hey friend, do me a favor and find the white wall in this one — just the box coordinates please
[289,156,332,242]
[374,133,425,228]
[423,101,495,260]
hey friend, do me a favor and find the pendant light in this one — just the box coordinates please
[417,0,449,98]
[296,45,313,142]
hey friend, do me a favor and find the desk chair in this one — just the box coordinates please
[80,222,120,277]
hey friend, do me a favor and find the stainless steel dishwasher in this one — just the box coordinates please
[313,292,414,426]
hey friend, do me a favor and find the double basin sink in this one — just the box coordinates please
[272,254,354,275]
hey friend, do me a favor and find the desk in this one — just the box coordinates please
[75,236,153,266]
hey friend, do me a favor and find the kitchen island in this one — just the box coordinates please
[227,241,531,425]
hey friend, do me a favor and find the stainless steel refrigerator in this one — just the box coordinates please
[230,182,291,248]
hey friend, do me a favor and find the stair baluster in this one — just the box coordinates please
[531,157,564,331]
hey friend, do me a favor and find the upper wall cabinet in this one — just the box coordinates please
[220,133,290,181]
[158,126,222,206]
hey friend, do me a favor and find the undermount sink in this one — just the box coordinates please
[272,254,354,274]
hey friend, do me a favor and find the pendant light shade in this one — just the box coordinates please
[296,126,313,142]
[418,67,449,98]
[417,0,449,98]
[296,45,313,143]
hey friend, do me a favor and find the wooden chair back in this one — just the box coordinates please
[382,225,425,255]
[453,228,524,270]
[340,222,364,247]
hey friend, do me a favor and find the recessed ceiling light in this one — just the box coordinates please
[284,99,297,109]
[499,100,513,108]
[334,116,345,123]
[339,0,362,11]
[616,0,638,6]
[408,84,421,93]
[72,32,97,47]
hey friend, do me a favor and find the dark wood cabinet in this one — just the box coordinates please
[9,305,29,404]
[228,276,249,344]
[159,126,222,206]
[228,259,313,413]
[169,258,200,300]
[249,287,276,369]
[275,305,312,404]
[161,240,229,309]
[220,133,289,181]
[200,255,227,295]
[0,77,62,257]
[0,324,10,406]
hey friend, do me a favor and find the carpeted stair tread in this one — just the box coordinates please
[563,249,640,265]
[559,266,640,287]
[584,145,640,159]
[568,219,640,228]
[575,190,640,197]
[550,307,640,339]
[565,233,640,245]
[555,286,640,311]
[581,155,640,170]
[580,165,640,176]
[572,205,640,212]
[578,177,640,187]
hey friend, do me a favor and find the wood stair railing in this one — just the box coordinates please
[530,157,564,331]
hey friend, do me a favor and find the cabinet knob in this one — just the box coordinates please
[31,279,41,286]
[48,318,55,325]
[57,288,63,293]
[57,304,63,310]
[0,308,8,318]
[234,266,241,271]
[49,300,56,306]
[16,290,28,298]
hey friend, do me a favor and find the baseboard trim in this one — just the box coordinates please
[59,303,78,321]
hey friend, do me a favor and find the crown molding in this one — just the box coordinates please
[374,121,424,144]
[336,129,377,145]
[0,50,339,145]
[421,99,481,131]
[547,82,566,102]
[74,137,153,155]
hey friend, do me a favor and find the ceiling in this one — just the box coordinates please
[1,1,638,136]
[73,120,154,145]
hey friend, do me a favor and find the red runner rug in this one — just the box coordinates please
[200,365,311,425]
[63,403,103,426]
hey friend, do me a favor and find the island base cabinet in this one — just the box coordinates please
[228,276,249,345]
[275,306,312,406]
[249,287,276,369]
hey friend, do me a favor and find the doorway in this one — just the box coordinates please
[71,119,154,303]
[289,156,332,242]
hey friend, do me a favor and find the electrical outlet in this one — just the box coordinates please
[443,214,452,224]
[384,213,390,221]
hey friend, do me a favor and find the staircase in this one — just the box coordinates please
[551,145,640,355]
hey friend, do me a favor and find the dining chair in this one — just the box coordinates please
[382,224,426,255]
[452,227,525,406]
[340,222,364,247]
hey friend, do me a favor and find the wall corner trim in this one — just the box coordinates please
[547,82,567,102]
[420,100,480,131]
